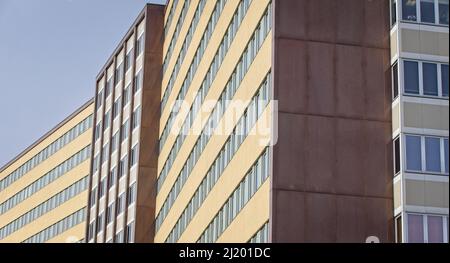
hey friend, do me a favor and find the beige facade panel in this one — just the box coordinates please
[404,179,449,209]
[401,28,449,57]
[391,28,398,60]
[403,102,449,131]
[392,102,400,133]
[394,179,401,210]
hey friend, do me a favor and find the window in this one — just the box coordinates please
[94,123,102,141]
[117,193,125,214]
[127,183,136,206]
[394,137,401,174]
[131,107,141,130]
[404,61,419,94]
[408,214,424,242]
[393,62,399,99]
[107,203,114,224]
[421,0,436,23]
[125,222,134,243]
[96,90,103,110]
[104,110,111,130]
[405,135,422,171]
[439,0,449,24]
[395,215,403,243]
[119,155,128,179]
[444,139,449,173]
[99,178,106,198]
[405,135,448,174]
[407,214,448,243]
[391,0,398,26]
[97,213,104,233]
[121,120,129,142]
[115,62,123,85]
[425,137,441,172]
[403,60,448,98]
[109,168,116,189]
[125,48,134,72]
[442,64,449,97]
[113,99,121,119]
[423,62,438,96]
[115,230,124,243]
[130,145,139,167]
[111,132,119,153]
[105,78,113,98]
[134,70,143,93]
[123,84,131,106]
[136,34,144,57]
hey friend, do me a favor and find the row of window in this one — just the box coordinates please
[163,0,206,75]
[401,135,448,174]
[248,222,269,243]
[160,0,228,115]
[398,213,449,243]
[0,146,91,215]
[195,148,270,243]
[96,36,143,113]
[159,0,252,154]
[0,176,88,239]
[163,0,206,77]
[156,71,271,234]
[0,115,92,191]
[393,60,449,99]
[23,208,86,243]
[95,69,143,142]
[164,0,180,37]
[87,182,136,241]
[163,0,191,74]
[158,0,270,193]
[391,0,449,26]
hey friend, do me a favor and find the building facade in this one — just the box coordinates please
[0,100,94,243]
[3,0,445,244]
[85,4,164,243]
[390,0,449,243]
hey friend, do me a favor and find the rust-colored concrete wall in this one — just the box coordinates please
[271,0,394,242]
[135,4,164,243]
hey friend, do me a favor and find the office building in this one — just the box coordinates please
[0,100,94,243]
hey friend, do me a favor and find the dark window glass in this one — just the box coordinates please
[406,135,422,171]
[402,0,417,21]
[393,62,399,99]
[408,214,424,243]
[396,215,403,243]
[439,0,449,24]
[404,61,420,94]
[444,139,449,173]
[392,0,398,26]
[428,216,444,243]
[425,137,441,172]
[442,64,449,97]
[421,0,436,23]
[125,48,134,71]
[394,137,401,174]
[423,63,438,96]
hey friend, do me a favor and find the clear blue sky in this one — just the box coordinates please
[0,0,166,167]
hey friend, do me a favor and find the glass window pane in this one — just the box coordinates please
[444,139,448,173]
[406,135,422,171]
[442,64,449,97]
[408,214,424,243]
[404,61,420,94]
[392,0,398,26]
[393,63,399,99]
[394,137,401,174]
[423,63,438,96]
[439,0,449,24]
[421,0,436,23]
[427,216,443,243]
[425,137,441,173]
[402,0,417,21]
